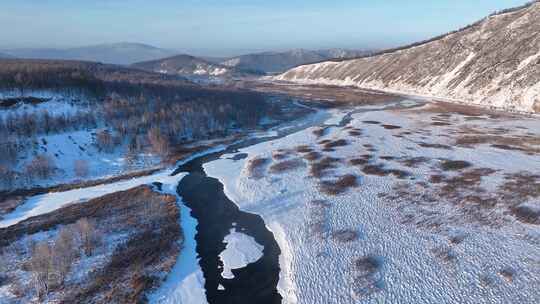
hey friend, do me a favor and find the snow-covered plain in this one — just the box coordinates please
[204,101,540,303]
[219,228,264,279]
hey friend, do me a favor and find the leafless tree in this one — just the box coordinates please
[74,159,89,178]
[75,218,101,256]
[25,154,56,180]
[28,242,52,299]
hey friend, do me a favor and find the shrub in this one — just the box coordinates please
[269,158,305,173]
[25,154,56,180]
[319,174,358,195]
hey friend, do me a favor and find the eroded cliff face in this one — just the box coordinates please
[276,2,540,113]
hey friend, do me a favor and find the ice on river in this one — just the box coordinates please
[219,228,264,279]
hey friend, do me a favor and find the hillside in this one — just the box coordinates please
[131,54,253,79]
[222,48,371,74]
[276,2,540,113]
[2,43,177,65]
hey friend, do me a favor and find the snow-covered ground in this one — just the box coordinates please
[204,101,540,303]
[219,228,264,279]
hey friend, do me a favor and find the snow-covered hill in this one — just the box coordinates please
[222,49,372,74]
[276,2,540,113]
[131,54,242,79]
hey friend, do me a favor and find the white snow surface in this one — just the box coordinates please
[219,228,264,279]
[204,102,540,303]
[148,174,208,304]
[0,144,228,229]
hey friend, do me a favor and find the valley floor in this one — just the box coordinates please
[1,97,538,303]
[204,99,540,303]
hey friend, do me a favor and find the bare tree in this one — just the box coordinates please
[73,159,89,178]
[25,154,56,180]
[29,242,52,299]
[75,218,101,256]
[147,127,170,158]
[51,227,77,286]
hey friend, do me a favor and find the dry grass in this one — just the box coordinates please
[348,129,363,137]
[312,127,328,138]
[246,157,270,179]
[431,121,452,126]
[321,139,349,150]
[303,151,322,161]
[418,142,453,150]
[295,145,314,153]
[361,164,410,179]
[455,133,540,155]
[352,255,384,298]
[398,156,431,168]
[272,149,293,160]
[349,158,370,166]
[332,229,360,243]
[439,159,472,171]
[319,174,358,195]
[0,186,181,303]
[382,124,402,130]
[309,157,341,178]
[269,158,306,173]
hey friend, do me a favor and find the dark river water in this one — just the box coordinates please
[170,99,420,303]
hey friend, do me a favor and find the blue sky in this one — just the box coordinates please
[1,0,530,56]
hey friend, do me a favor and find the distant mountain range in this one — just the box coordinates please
[2,43,177,65]
[277,1,540,113]
[131,54,254,79]
[3,43,372,75]
[0,52,14,59]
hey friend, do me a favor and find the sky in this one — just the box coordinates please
[0,0,531,56]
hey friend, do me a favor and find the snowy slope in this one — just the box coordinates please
[276,2,540,113]
[204,101,540,303]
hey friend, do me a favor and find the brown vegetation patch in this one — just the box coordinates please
[349,158,370,166]
[399,156,431,168]
[352,255,384,298]
[348,129,363,137]
[431,246,457,264]
[362,164,410,179]
[363,121,381,125]
[269,158,305,173]
[382,124,402,130]
[309,157,341,178]
[272,149,293,160]
[322,139,349,150]
[380,156,396,161]
[498,267,516,282]
[312,127,329,138]
[456,134,540,155]
[511,203,540,225]
[246,157,270,179]
[319,174,359,195]
[303,151,323,161]
[295,145,314,153]
[431,121,452,126]
[418,142,453,150]
[439,160,473,171]
[332,229,360,243]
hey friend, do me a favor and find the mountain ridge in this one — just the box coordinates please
[276,1,540,113]
[2,42,177,65]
